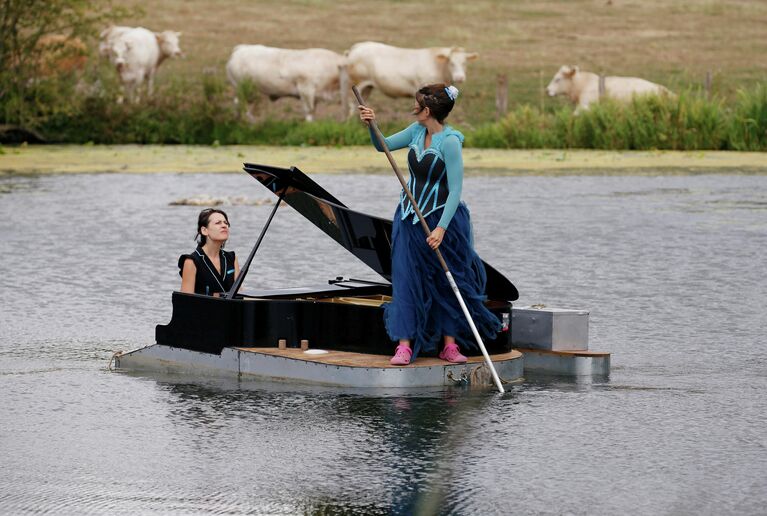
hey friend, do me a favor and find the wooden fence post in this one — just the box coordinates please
[598,73,606,99]
[339,63,350,120]
[539,69,545,112]
[495,74,508,119]
[705,71,712,99]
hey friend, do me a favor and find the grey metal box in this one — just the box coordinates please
[511,306,589,351]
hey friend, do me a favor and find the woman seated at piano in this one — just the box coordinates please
[179,208,240,296]
[358,83,501,366]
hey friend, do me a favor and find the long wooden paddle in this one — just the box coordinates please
[353,86,505,393]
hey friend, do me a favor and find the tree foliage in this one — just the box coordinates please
[0,0,133,131]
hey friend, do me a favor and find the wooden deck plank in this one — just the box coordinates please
[234,347,522,368]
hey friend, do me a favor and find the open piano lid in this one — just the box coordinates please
[244,163,519,301]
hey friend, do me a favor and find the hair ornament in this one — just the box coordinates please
[445,85,459,101]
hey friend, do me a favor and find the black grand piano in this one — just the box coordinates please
[156,163,519,357]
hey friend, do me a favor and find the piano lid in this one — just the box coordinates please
[243,163,519,301]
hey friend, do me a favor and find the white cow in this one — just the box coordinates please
[345,42,479,102]
[226,45,348,122]
[100,26,182,103]
[546,65,673,112]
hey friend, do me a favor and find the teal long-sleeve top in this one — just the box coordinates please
[369,123,464,230]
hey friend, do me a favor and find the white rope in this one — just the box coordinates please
[108,350,123,371]
[446,365,523,387]
[469,363,523,387]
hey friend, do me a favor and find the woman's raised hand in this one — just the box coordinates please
[358,105,376,124]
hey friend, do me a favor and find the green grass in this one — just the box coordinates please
[3,57,766,150]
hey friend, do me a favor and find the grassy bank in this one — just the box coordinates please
[3,145,767,176]
[19,83,766,151]
[3,0,767,148]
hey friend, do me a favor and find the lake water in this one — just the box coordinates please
[1,170,765,515]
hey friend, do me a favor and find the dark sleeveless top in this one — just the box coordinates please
[178,246,236,296]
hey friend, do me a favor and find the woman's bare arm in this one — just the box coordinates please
[180,259,196,293]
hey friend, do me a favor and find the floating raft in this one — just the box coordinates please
[114,345,525,388]
[115,305,610,387]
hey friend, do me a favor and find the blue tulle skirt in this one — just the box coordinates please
[383,202,502,359]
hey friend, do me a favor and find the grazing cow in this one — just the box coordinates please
[546,65,673,112]
[225,44,348,122]
[345,41,479,103]
[100,26,182,103]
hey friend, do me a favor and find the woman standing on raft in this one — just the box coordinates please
[358,84,501,366]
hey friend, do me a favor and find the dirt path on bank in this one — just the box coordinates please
[2,145,767,176]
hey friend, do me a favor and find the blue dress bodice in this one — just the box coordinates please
[370,122,465,228]
[400,125,464,224]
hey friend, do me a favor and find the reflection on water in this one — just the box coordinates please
[1,172,766,515]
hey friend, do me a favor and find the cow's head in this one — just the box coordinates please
[156,31,183,59]
[546,65,579,97]
[436,48,478,84]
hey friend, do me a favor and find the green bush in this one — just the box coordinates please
[0,0,135,134]
[466,88,763,151]
[728,84,767,151]
[4,60,766,150]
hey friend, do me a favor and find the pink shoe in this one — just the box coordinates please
[390,344,412,366]
[439,343,467,363]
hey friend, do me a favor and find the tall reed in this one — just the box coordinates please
[727,84,767,151]
[468,89,757,150]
